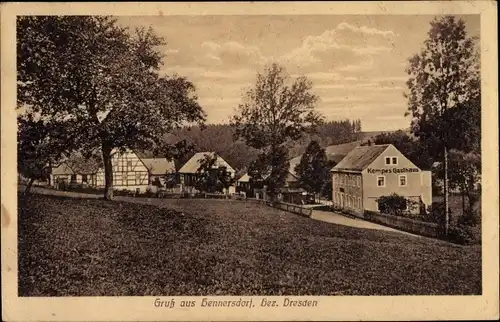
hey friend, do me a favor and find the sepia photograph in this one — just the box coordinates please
[2,1,498,321]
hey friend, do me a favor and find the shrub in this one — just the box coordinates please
[364,210,378,220]
[144,187,154,197]
[457,209,480,227]
[114,189,135,197]
[427,202,451,234]
[447,224,475,245]
[376,194,418,217]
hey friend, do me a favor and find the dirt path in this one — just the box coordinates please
[311,210,420,237]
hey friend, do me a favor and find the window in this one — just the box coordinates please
[399,175,407,186]
[357,176,361,187]
[82,174,88,183]
[70,174,77,182]
[385,156,398,165]
[358,197,362,209]
[377,176,385,187]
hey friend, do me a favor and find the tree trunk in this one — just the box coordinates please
[443,146,450,235]
[102,143,114,200]
[23,178,35,196]
[461,184,466,216]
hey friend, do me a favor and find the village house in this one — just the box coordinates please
[177,152,236,194]
[137,152,177,192]
[50,149,152,193]
[331,144,432,215]
[50,163,77,189]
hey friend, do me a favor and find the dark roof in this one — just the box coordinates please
[333,144,389,171]
[288,141,362,176]
[324,141,361,156]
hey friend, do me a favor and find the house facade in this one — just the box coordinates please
[139,155,178,192]
[91,149,150,192]
[237,168,304,202]
[50,163,78,189]
[50,149,150,193]
[331,144,432,215]
[177,152,236,194]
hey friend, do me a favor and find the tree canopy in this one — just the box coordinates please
[17,16,206,199]
[17,115,74,194]
[231,63,322,200]
[294,140,330,197]
[405,15,480,154]
[231,63,322,150]
[404,15,480,234]
[194,154,234,194]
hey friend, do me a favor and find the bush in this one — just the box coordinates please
[426,202,451,228]
[114,189,135,197]
[457,209,480,227]
[447,224,475,245]
[364,210,378,220]
[376,194,419,217]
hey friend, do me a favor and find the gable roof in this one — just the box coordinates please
[237,173,251,182]
[141,158,176,175]
[324,141,362,158]
[288,141,362,177]
[333,144,390,171]
[178,152,235,174]
[66,158,101,174]
[51,163,75,175]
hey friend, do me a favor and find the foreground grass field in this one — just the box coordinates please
[18,194,481,296]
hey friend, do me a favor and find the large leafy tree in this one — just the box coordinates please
[247,146,290,200]
[404,16,480,234]
[17,16,205,200]
[231,63,321,200]
[294,140,330,201]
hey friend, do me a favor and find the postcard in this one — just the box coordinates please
[1,1,498,321]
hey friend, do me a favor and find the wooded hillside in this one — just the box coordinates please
[164,120,366,171]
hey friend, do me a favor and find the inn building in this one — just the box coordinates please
[331,144,432,215]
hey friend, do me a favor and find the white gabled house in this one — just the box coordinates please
[178,152,236,194]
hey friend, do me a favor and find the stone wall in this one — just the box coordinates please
[364,210,439,238]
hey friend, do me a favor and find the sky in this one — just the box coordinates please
[116,15,480,131]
